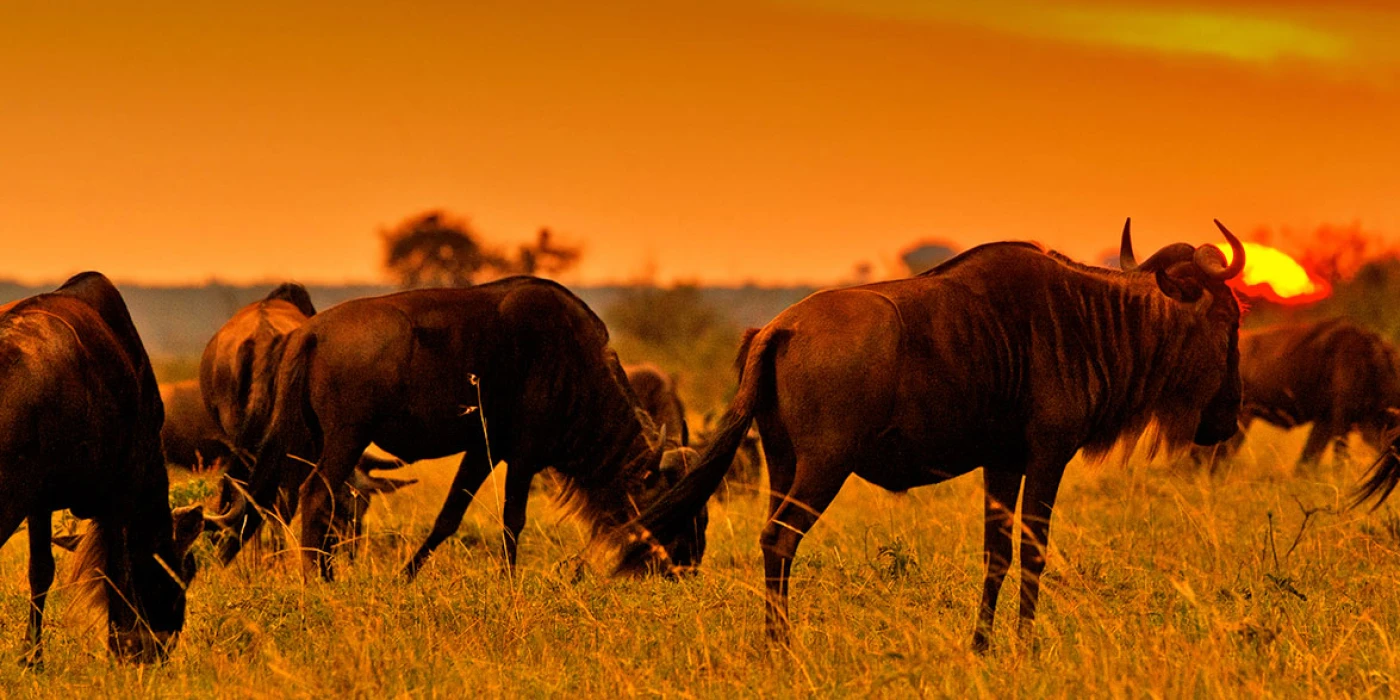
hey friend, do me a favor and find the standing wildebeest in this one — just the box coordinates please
[1214,319,1400,471]
[206,276,704,580]
[625,363,689,448]
[160,379,233,470]
[617,220,1246,650]
[0,273,203,664]
[198,283,416,558]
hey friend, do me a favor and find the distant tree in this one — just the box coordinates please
[899,240,958,276]
[383,214,584,288]
[514,228,582,277]
[382,211,508,288]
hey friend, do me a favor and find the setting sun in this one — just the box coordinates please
[1215,240,1332,304]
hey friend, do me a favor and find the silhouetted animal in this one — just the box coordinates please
[160,379,232,471]
[206,276,705,580]
[197,283,417,558]
[624,363,688,448]
[1219,319,1400,471]
[616,220,1246,652]
[0,272,203,665]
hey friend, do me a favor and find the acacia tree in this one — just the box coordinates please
[382,211,509,288]
[515,228,582,277]
[383,213,583,288]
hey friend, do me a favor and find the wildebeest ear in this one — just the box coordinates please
[1153,266,1204,303]
[172,504,204,555]
[359,475,419,495]
[659,447,699,476]
[52,534,83,552]
[358,453,408,472]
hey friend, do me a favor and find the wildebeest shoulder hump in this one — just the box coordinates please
[916,241,1050,278]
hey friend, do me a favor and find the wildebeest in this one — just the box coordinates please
[625,363,689,448]
[1210,318,1400,471]
[197,283,417,558]
[616,220,1246,651]
[206,276,705,580]
[0,272,203,664]
[160,379,233,470]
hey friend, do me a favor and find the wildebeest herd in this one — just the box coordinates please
[3,219,1398,666]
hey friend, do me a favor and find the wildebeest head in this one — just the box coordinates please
[619,443,709,572]
[1120,218,1246,446]
[102,504,204,663]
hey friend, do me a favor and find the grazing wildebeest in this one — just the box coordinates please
[160,379,233,471]
[1210,318,1400,471]
[198,283,417,559]
[0,272,203,665]
[206,276,705,580]
[616,220,1246,651]
[625,363,689,448]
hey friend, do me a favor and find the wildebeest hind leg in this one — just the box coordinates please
[297,434,368,581]
[501,465,533,572]
[972,467,1022,653]
[402,451,497,580]
[23,510,53,668]
[1016,462,1068,648]
[0,506,28,665]
[758,463,847,647]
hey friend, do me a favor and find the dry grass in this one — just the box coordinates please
[2,424,1399,698]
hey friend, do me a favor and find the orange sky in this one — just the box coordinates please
[2,0,1398,285]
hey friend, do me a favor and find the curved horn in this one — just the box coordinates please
[1134,242,1197,273]
[1197,219,1246,280]
[1119,217,1137,270]
[202,485,250,532]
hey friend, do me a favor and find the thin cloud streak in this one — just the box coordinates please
[781,0,1396,69]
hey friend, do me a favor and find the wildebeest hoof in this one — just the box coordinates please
[18,650,43,671]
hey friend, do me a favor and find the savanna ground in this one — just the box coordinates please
[2,422,1399,698]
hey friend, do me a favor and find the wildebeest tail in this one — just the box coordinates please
[1352,435,1400,510]
[239,330,321,510]
[614,327,785,570]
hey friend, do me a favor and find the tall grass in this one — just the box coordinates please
[1,424,1398,697]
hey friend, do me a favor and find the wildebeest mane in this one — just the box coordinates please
[263,282,317,318]
[917,241,1047,278]
[920,242,1230,462]
[549,349,662,534]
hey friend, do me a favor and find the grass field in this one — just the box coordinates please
[2,424,1399,698]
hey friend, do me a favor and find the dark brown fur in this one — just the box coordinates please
[1228,319,1400,470]
[624,363,689,448]
[160,379,233,471]
[0,272,203,665]
[617,225,1245,651]
[199,283,416,558]
[213,276,704,580]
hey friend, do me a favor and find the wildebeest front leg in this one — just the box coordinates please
[1298,423,1335,473]
[501,465,533,572]
[972,467,1022,653]
[1016,464,1067,647]
[402,451,497,580]
[1331,434,1351,469]
[297,435,365,581]
[24,510,54,668]
[758,467,846,647]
